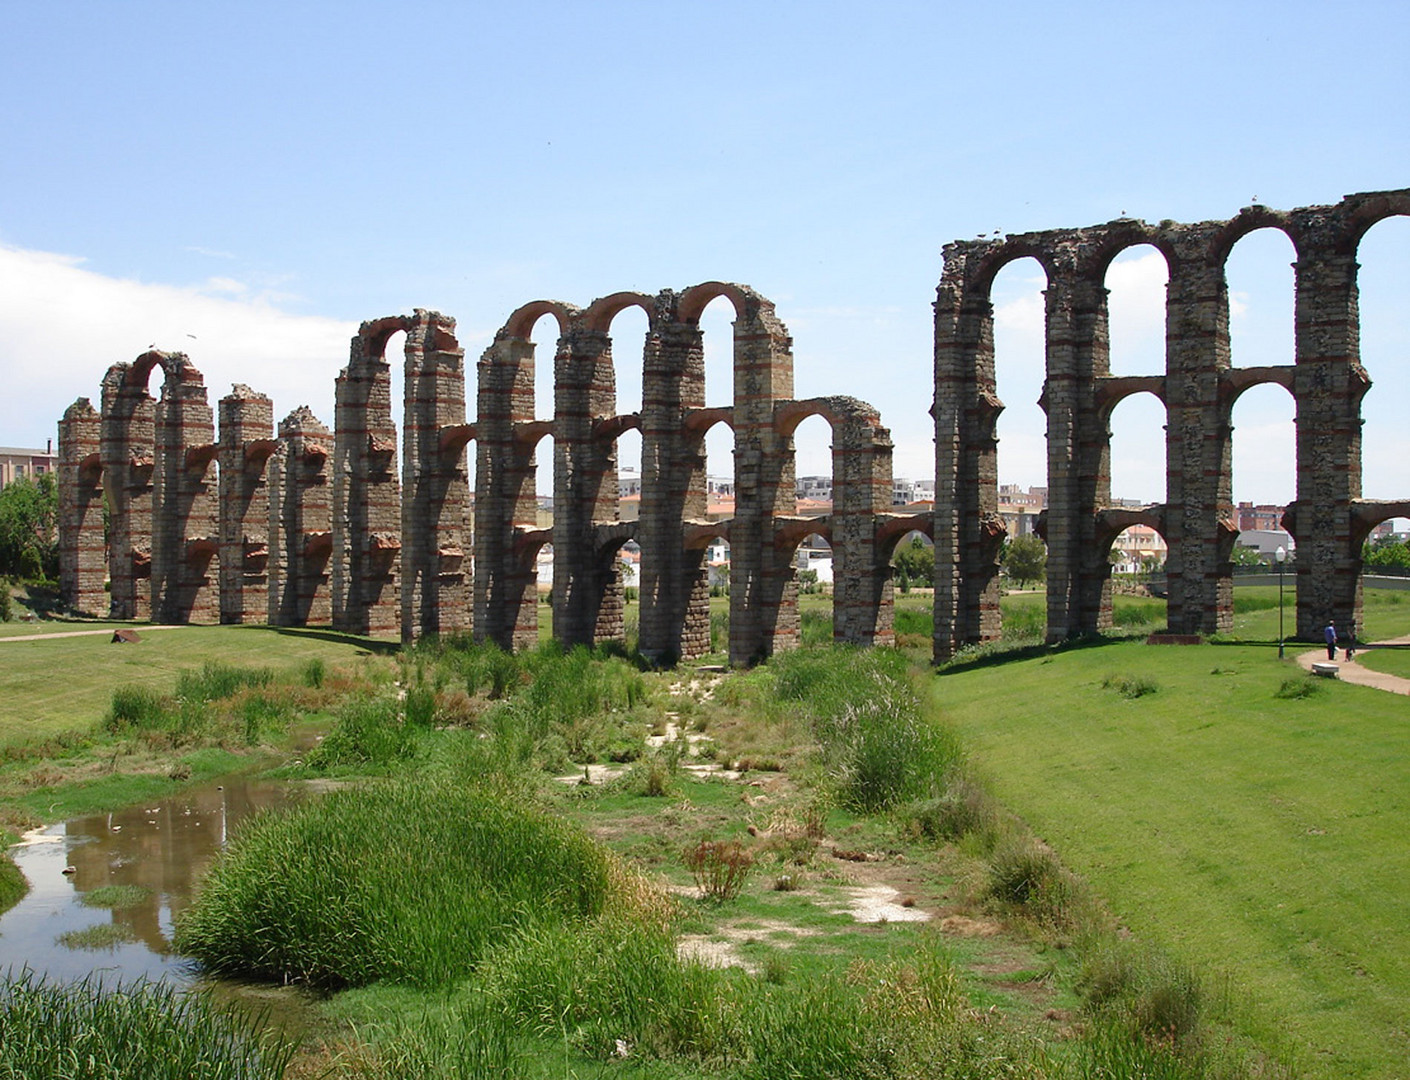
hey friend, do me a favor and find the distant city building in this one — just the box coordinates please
[1237,529,1295,560]
[1236,501,1285,532]
[1111,524,1168,574]
[0,441,56,489]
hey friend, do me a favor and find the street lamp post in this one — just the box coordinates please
[1276,546,1287,658]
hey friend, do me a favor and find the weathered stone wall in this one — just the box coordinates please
[933,187,1410,660]
[268,407,332,626]
[217,386,277,624]
[57,399,105,617]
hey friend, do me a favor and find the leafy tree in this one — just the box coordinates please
[0,473,59,580]
[1002,533,1047,588]
[891,536,933,585]
[1363,535,1410,569]
[1231,544,1268,568]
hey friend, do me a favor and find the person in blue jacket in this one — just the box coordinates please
[1324,620,1338,661]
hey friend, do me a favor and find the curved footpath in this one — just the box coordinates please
[0,625,185,643]
[1295,635,1410,695]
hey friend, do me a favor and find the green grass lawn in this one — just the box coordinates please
[933,592,1410,1078]
[0,625,393,743]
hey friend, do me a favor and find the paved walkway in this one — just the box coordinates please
[1294,634,1410,696]
[0,625,186,644]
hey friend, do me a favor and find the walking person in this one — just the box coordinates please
[1345,622,1357,662]
[1324,620,1338,661]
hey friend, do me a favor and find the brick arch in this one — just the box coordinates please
[1343,189,1410,253]
[773,395,881,439]
[1083,226,1179,283]
[500,299,579,342]
[126,348,201,391]
[1204,208,1303,268]
[582,291,656,334]
[1095,377,1166,428]
[676,280,768,324]
[1221,366,1297,409]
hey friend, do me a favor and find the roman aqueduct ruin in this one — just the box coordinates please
[57,188,1409,663]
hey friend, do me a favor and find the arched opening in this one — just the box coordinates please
[1356,215,1410,526]
[609,304,649,525]
[790,531,833,645]
[699,298,736,503]
[1230,381,1296,511]
[525,312,559,507]
[1225,227,1297,369]
[1104,245,1169,506]
[990,257,1049,639]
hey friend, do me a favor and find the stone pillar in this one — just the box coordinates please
[101,360,156,620]
[1288,216,1367,639]
[1043,267,1114,640]
[474,330,544,650]
[218,386,277,624]
[58,398,105,617]
[828,399,895,646]
[639,295,712,662]
[150,355,219,624]
[552,324,621,647]
[333,319,402,636]
[269,407,332,626]
[1163,231,1233,635]
[727,291,797,665]
[932,243,1004,656]
[401,310,470,642]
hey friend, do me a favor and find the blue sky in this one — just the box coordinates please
[2,1,1406,506]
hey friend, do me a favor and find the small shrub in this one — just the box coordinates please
[405,683,437,728]
[176,662,273,704]
[1081,941,1206,1052]
[0,587,11,622]
[683,838,755,902]
[986,835,1071,916]
[1101,673,1159,699]
[105,686,174,732]
[302,657,326,688]
[907,774,996,842]
[306,695,416,771]
[1274,676,1323,699]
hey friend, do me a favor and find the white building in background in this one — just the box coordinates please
[1236,529,1295,560]
[1111,524,1167,574]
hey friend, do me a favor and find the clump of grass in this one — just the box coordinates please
[0,970,293,1080]
[174,777,621,989]
[80,884,150,910]
[104,686,175,733]
[305,694,417,772]
[302,657,326,688]
[905,774,997,843]
[1274,676,1323,699]
[1081,939,1207,1053]
[176,662,273,704]
[986,835,1073,919]
[1101,672,1159,699]
[683,837,755,902]
[770,646,961,812]
[57,923,139,951]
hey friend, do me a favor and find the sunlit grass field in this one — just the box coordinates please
[933,587,1410,1079]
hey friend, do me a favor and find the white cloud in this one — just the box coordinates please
[0,245,356,449]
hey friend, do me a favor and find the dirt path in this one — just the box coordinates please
[0,625,187,644]
[1294,634,1410,695]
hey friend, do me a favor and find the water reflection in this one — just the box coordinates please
[0,778,300,984]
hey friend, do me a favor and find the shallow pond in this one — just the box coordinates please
[0,777,301,984]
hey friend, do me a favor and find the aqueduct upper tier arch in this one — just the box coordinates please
[934,187,1410,660]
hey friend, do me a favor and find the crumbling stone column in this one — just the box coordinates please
[639,294,714,662]
[1287,214,1368,639]
[721,287,797,665]
[552,319,622,647]
[58,398,106,618]
[1163,230,1233,635]
[932,245,1005,658]
[333,320,402,635]
[100,360,156,620]
[401,310,470,642]
[218,386,277,624]
[825,399,895,646]
[1043,265,1115,640]
[150,354,219,624]
[269,407,332,626]
[474,311,555,651]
